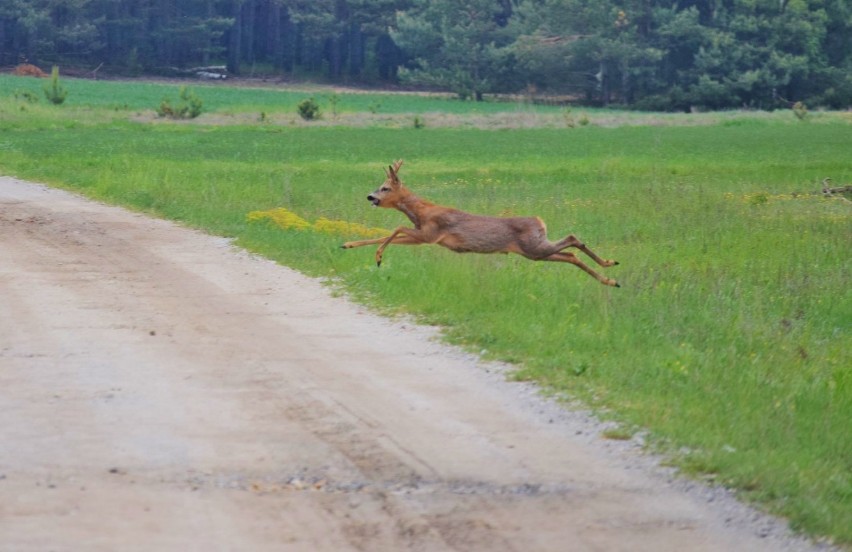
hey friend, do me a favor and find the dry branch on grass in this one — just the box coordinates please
[791,178,852,203]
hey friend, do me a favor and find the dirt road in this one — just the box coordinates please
[0,177,822,551]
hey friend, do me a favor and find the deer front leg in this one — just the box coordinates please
[543,252,620,287]
[375,227,427,266]
[553,235,618,268]
[342,236,390,249]
[342,233,425,250]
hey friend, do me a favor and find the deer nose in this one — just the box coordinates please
[367,194,375,201]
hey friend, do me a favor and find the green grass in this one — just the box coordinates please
[0,76,850,545]
[0,74,569,116]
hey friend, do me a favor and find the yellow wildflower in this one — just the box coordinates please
[247,207,311,230]
[313,217,389,238]
[247,207,389,238]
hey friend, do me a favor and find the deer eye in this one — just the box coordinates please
[381,186,391,192]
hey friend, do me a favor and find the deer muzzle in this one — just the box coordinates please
[367,194,380,207]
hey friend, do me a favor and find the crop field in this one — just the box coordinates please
[0,75,850,545]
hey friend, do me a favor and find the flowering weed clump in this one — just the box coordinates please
[247,207,388,238]
[247,207,311,230]
[312,217,389,238]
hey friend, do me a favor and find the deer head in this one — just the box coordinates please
[367,160,406,208]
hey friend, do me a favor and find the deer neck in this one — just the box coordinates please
[396,194,431,228]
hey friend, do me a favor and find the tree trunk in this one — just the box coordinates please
[242,0,255,71]
[268,2,281,68]
[202,0,214,66]
[0,18,7,66]
[329,35,343,79]
[227,0,242,75]
[280,11,294,72]
[598,62,610,106]
[349,22,363,77]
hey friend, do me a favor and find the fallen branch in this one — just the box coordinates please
[161,65,228,79]
[791,179,851,202]
[816,179,851,203]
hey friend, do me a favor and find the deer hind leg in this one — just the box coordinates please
[543,251,620,287]
[552,235,618,268]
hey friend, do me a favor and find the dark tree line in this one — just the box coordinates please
[0,1,406,83]
[1,0,850,109]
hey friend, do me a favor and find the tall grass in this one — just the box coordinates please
[0,79,849,544]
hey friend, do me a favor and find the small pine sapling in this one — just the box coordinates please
[44,66,68,105]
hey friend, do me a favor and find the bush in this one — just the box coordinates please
[14,89,39,103]
[157,86,203,119]
[792,101,809,121]
[43,66,68,105]
[297,97,320,120]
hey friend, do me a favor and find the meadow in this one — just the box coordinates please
[0,75,850,545]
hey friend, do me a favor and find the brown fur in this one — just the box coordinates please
[342,160,619,287]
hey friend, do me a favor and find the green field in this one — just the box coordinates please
[1,75,850,545]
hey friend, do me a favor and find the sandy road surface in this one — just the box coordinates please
[0,177,823,551]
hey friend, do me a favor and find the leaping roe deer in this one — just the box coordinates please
[342,160,620,287]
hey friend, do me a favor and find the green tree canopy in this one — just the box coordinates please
[0,0,849,108]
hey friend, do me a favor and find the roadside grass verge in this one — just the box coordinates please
[0,82,849,545]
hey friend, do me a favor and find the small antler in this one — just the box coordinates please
[387,159,404,183]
